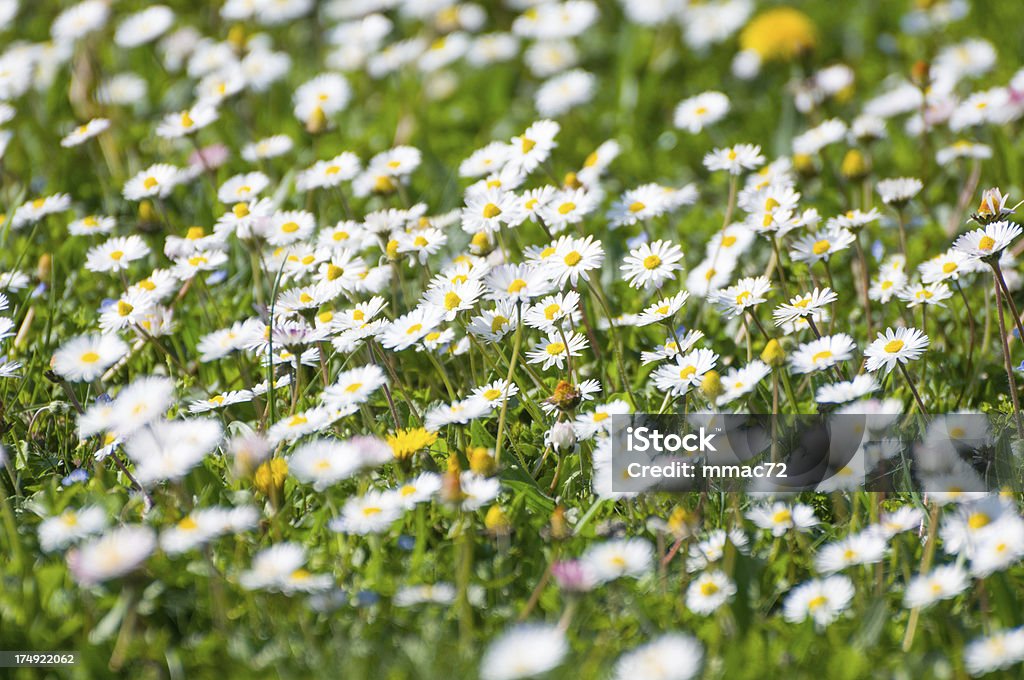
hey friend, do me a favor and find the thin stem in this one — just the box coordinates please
[897,362,928,416]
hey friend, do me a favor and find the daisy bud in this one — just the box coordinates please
[385,238,400,260]
[138,200,157,225]
[563,172,582,189]
[547,421,577,452]
[484,505,510,534]
[911,59,930,86]
[306,105,327,135]
[793,153,816,177]
[441,455,464,504]
[840,150,868,181]
[761,338,786,367]
[37,253,52,283]
[469,230,493,255]
[253,458,288,506]
[227,24,247,51]
[468,446,497,476]
[701,370,725,401]
[667,506,697,538]
[550,505,570,541]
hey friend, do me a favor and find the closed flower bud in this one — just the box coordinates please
[37,253,52,283]
[911,59,930,86]
[441,455,464,504]
[793,153,816,177]
[761,338,786,367]
[470,230,493,255]
[563,172,581,189]
[550,505,569,541]
[701,370,724,401]
[840,149,868,180]
[485,505,510,533]
[139,200,157,225]
[253,458,288,504]
[227,24,247,51]
[546,421,577,452]
[306,105,327,134]
[468,446,496,476]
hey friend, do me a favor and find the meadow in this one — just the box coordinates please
[2,0,1024,677]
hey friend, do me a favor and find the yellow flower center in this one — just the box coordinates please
[180,111,194,128]
[482,203,501,218]
[884,339,905,353]
[508,279,527,293]
[233,202,249,218]
[483,388,501,400]
[558,202,576,215]
[546,342,566,355]
[444,292,462,310]
[679,365,696,379]
[722,235,737,247]
[521,137,536,153]
[81,351,100,363]
[143,176,158,189]
[564,251,582,266]
[281,221,300,233]
[643,254,662,270]
[117,301,134,316]
[812,239,831,255]
[491,315,508,332]
[812,350,832,364]
[978,235,995,251]
[406,323,423,335]
[109,250,124,261]
[629,201,646,213]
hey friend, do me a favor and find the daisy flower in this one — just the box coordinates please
[523,290,580,331]
[864,327,929,374]
[772,287,837,327]
[816,374,879,404]
[123,163,181,200]
[289,440,364,491]
[620,240,684,290]
[293,72,350,123]
[782,575,855,628]
[52,334,128,382]
[971,187,1018,224]
[789,226,855,265]
[217,172,270,204]
[709,276,772,318]
[581,539,653,584]
[789,334,856,374]
[685,571,736,615]
[68,214,116,236]
[544,235,604,286]
[535,68,596,117]
[462,187,519,235]
[379,306,446,351]
[652,348,718,397]
[60,118,110,147]
[815,532,887,574]
[612,634,704,680]
[242,134,293,162]
[67,526,155,586]
[635,291,690,326]
[953,221,1022,260]
[717,360,771,406]
[525,331,588,370]
[747,502,818,536]
[323,365,387,408]
[188,390,253,414]
[505,119,559,176]
[919,250,974,283]
[606,184,671,229]
[470,380,520,410]
[674,91,730,133]
[904,564,970,609]
[39,506,109,552]
[479,625,568,680]
[703,144,765,175]
[263,210,316,246]
[897,282,953,308]
[963,628,1024,676]
[877,177,923,207]
[156,104,218,138]
[11,194,72,228]
[538,188,598,233]
[296,153,361,191]
[869,269,908,303]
